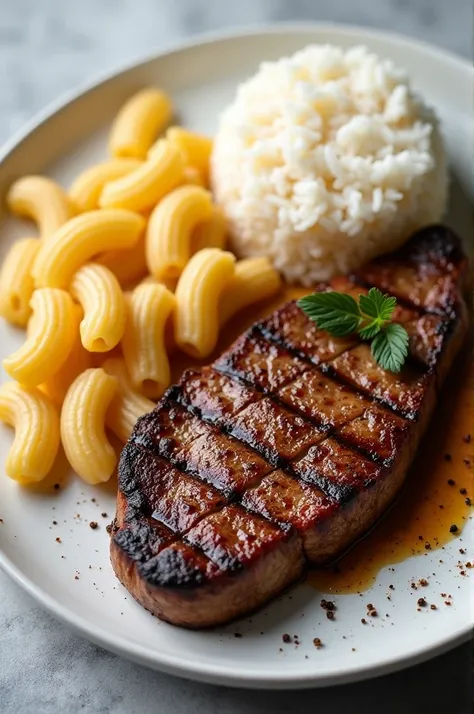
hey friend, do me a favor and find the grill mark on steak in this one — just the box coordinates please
[111,225,469,628]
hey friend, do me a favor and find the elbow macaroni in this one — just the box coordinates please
[3,288,76,387]
[109,88,173,159]
[40,305,92,405]
[0,238,40,327]
[122,283,175,398]
[7,176,74,241]
[33,209,145,289]
[102,357,155,442]
[69,263,126,352]
[99,139,184,213]
[192,205,227,253]
[69,158,142,213]
[174,248,235,358]
[0,382,60,484]
[165,127,212,178]
[219,257,282,326]
[60,368,118,484]
[183,165,206,187]
[146,185,213,280]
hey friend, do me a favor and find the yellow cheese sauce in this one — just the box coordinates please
[170,285,473,595]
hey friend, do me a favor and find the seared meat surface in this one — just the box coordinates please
[111,225,469,628]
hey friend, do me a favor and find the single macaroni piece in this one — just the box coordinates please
[40,305,91,405]
[3,288,76,387]
[33,209,145,289]
[109,88,173,159]
[165,127,212,177]
[0,381,60,484]
[174,248,235,358]
[192,205,227,253]
[61,368,118,484]
[7,176,74,241]
[69,158,141,213]
[219,257,282,326]
[122,283,175,399]
[99,139,184,213]
[69,263,126,352]
[183,165,206,187]
[96,234,148,287]
[102,357,155,442]
[146,185,213,280]
[0,238,40,327]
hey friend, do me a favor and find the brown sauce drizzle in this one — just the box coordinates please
[171,285,473,594]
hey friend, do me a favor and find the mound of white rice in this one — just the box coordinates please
[211,45,447,285]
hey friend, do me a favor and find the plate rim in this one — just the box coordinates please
[0,22,472,689]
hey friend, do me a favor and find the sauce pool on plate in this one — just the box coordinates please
[171,284,473,595]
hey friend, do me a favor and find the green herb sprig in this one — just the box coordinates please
[298,287,409,373]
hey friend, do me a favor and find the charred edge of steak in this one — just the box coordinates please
[394,224,466,266]
[113,522,173,565]
[138,545,210,589]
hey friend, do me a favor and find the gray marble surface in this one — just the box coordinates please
[0,1,472,712]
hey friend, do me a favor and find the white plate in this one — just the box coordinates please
[0,24,473,690]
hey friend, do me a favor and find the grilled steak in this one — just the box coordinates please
[110,225,469,628]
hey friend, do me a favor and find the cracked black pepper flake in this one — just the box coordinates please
[91,498,96,503]
[447,479,455,486]
[313,638,322,648]
[361,618,367,624]
[326,610,335,620]
[419,579,428,587]
[430,604,437,610]
[463,458,471,466]
[417,598,427,607]
[463,434,471,443]
[234,633,242,638]
[101,512,108,518]
[106,524,113,534]
[282,634,291,643]
[445,601,451,606]
[52,520,57,525]
[55,537,61,543]
[425,542,431,550]
[444,453,452,462]
[320,599,336,611]
[74,575,79,580]
[459,488,467,495]
[449,524,459,533]
[53,483,60,490]
[418,535,423,541]
[389,584,394,590]
[367,603,374,610]
[369,609,377,617]
[89,521,98,530]
[465,498,472,507]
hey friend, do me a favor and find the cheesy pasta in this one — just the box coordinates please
[0,237,40,327]
[0,381,60,484]
[33,209,145,289]
[69,158,141,213]
[69,263,126,352]
[7,176,74,241]
[219,257,282,325]
[61,368,118,484]
[3,288,76,387]
[174,248,235,358]
[109,88,173,159]
[102,357,155,442]
[165,127,212,178]
[122,283,175,399]
[146,185,213,280]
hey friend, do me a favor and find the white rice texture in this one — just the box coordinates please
[211,45,448,285]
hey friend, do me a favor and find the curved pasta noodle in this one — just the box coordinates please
[102,357,155,442]
[7,176,74,240]
[69,263,126,352]
[69,158,141,213]
[33,209,145,289]
[96,234,148,287]
[3,288,76,387]
[219,257,282,326]
[165,127,212,177]
[60,368,118,484]
[174,248,235,358]
[122,283,175,398]
[0,382,60,484]
[0,238,40,327]
[99,140,184,213]
[109,88,173,159]
[192,205,227,253]
[40,305,92,405]
[146,185,213,280]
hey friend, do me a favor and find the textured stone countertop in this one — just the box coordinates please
[0,1,472,712]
